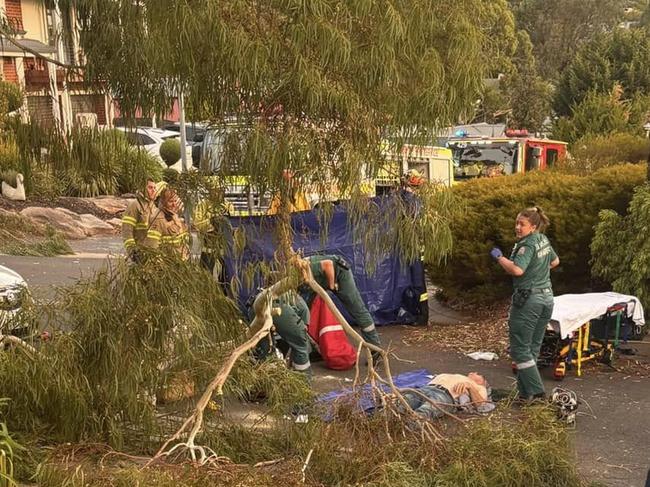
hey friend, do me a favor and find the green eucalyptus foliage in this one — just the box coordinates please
[429,164,645,302]
[52,0,515,266]
[0,256,310,448]
[33,406,583,486]
[591,183,650,311]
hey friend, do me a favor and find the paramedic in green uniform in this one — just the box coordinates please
[304,254,382,348]
[490,206,560,400]
[253,292,312,375]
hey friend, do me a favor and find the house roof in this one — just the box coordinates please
[0,37,57,55]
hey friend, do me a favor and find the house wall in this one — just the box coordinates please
[5,0,24,31]
[21,0,48,43]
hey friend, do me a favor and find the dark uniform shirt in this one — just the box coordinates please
[510,232,557,290]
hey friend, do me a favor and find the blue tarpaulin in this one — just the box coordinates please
[223,198,426,325]
[317,368,433,419]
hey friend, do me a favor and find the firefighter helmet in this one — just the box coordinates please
[405,169,424,187]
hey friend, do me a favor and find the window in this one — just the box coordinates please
[546,149,559,168]
[136,134,155,146]
[525,146,542,171]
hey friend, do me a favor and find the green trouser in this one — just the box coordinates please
[257,296,312,374]
[307,257,381,348]
[509,288,554,398]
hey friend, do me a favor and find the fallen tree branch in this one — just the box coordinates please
[0,334,36,354]
[149,276,294,465]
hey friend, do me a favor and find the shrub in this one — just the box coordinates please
[0,81,24,114]
[0,137,20,173]
[162,167,179,184]
[568,133,649,173]
[428,164,645,302]
[591,183,650,312]
[159,138,180,167]
[117,147,163,194]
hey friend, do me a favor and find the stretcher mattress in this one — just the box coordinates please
[550,292,645,339]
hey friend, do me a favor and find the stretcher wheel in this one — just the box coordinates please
[601,348,613,365]
[553,361,566,381]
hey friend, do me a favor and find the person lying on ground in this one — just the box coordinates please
[401,372,495,420]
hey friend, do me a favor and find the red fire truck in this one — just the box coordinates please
[446,129,568,181]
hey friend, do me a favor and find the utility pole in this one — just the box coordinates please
[178,90,192,228]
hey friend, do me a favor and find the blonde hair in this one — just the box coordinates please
[518,206,550,231]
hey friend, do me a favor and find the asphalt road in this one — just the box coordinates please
[1,248,649,486]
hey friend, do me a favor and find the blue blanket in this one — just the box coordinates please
[317,368,433,418]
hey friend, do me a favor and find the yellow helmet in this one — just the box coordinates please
[153,181,168,199]
[405,169,424,187]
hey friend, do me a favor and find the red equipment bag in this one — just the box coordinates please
[308,296,357,370]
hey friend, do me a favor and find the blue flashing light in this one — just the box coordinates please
[454,129,469,137]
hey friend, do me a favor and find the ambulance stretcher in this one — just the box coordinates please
[536,293,645,379]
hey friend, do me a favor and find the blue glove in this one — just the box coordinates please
[490,247,503,260]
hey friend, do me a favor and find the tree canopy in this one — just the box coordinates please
[554,28,650,116]
[510,0,624,82]
[46,0,516,267]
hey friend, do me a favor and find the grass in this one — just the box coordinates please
[25,405,589,487]
[0,212,73,257]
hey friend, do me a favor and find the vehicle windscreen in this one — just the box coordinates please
[450,142,518,179]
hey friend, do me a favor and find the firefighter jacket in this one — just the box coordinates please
[121,193,156,251]
[267,190,311,215]
[143,209,190,260]
[193,199,233,254]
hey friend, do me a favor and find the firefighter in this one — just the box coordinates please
[398,169,428,325]
[144,188,190,260]
[490,206,560,401]
[121,178,165,259]
[267,170,311,215]
[254,292,312,376]
[193,196,234,287]
[400,168,425,216]
[303,254,382,350]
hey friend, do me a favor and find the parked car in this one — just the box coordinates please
[0,265,28,333]
[161,122,206,167]
[115,126,193,172]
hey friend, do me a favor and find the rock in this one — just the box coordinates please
[107,217,123,229]
[79,214,116,236]
[89,196,130,216]
[20,207,86,239]
[1,173,26,201]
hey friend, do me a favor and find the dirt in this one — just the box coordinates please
[0,196,116,220]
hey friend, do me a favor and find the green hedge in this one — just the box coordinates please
[429,164,646,302]
[591,183,650,312]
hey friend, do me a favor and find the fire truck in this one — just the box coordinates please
[446,129,567,181]
[375,144,454,195]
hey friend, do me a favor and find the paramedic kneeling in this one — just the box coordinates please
[490,206,560,400]
[303,254,382,349]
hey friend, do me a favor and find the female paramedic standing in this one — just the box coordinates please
[490,207,560,400]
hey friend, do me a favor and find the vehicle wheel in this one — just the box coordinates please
[601,348,614,365]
